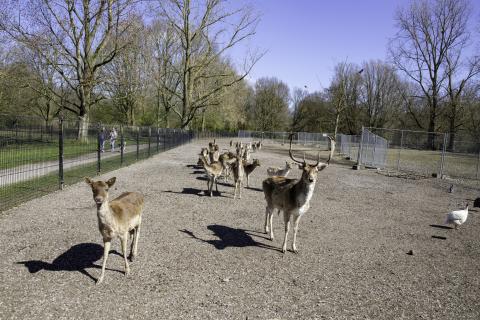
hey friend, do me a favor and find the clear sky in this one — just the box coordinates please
[227,0,480,93]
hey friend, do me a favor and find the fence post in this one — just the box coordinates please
[97,127,101,174]
[356,126,365,167]
[136,128,140,160]
[120,129,124,165]
[397,130,404,171]
[156,128,160,152]
[163,129,166,151]
[58,117,64,190]
[439,133,447,178]
[148,127,151,157]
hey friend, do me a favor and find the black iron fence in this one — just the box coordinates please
[0,115,232,212]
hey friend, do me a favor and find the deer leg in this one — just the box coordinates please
[238,181,242,199]
[97,240,111,284]
[215,177,219,193]
[292,214,301,253]
[233,182,237,199]
[282,211,291,253]
[131,223,141,261]
[246,175,249,188]
[120,233,130,276]
[264,207,270,233]
[209,177,213,197]
[269,210,276,240]
[129,228,135,260]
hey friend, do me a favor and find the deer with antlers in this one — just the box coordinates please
[262,134,334,253]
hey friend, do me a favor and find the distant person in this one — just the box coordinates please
[110,127,118,152]
[99,127,106,152]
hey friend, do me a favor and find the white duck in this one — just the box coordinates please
[445,204,469,229]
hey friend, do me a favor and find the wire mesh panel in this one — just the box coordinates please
[358,128,388,169]
[338,134,360,160]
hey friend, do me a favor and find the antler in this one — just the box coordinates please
[289,133,305,165]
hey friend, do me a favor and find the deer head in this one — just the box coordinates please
[288,134,332,184]
[85,177,116,205]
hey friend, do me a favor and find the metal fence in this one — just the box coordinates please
[338,128,388,169]
[238,130,331,149]
[0,115,230,212]
[338,126,480,180]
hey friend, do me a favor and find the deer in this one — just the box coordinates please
[198,154,224,196]
[219,151,236,182]
[243,159,261,187]
[84,177,144,284]
[209,146,220,163]
[232,154,245,199]
[262,135,334,253]
[267,161,294,177]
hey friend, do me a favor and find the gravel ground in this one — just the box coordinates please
[1,139,479,320]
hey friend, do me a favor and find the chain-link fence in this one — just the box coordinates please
[350,127,480,180]
[238,130,331,149]
[338,128,389,169]
[0,114,232,212]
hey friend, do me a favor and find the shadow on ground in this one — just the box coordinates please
[429,224,453,230]
[180,225,280,252]
[164,188,226,197]
[16,243,122,282]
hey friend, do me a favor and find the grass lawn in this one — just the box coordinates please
[0,140,98,170]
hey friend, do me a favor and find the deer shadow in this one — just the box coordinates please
[16,242,122,283]
[164,188,226,197]
[180,225,280,252]
[429,224,453,230]
[245,186,263,192]
[196,176,232,188]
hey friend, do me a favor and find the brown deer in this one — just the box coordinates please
[84,177,144,284]
[262,135,333,253]
[243,159,261,187]
[267,161,294,177]
[232,154,245,199]
[198,154,224,196]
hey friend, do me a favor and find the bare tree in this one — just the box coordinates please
[156,0,262,129]
[327,61,362,136]
[443,50,480,151]
[0,0,137,138]
[361,60,403,128]
[102,17,146,126]
[389,0,471,149]
[147,19,181,128]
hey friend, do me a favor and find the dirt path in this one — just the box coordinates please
[1,139,479,319]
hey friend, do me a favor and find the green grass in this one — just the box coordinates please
[0,140,97,170]
[0,147,157,212]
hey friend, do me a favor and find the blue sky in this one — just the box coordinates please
[227,0,480,92]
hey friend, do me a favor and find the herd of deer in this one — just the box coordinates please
[84,135,335,284]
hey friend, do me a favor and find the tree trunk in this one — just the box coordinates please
[201,109,206,132]
[427,97,437,150]
[78,113,89,142]
[448,113,456,152]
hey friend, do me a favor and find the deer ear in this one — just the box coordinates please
[317,163,328,171]
[84,177,93,185]
[106,177,116,187]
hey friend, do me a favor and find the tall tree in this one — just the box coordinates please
[251,77,290,132]
[156,0,262,129]
[389,0,471,149]
[361,60,403,129]
[327,61,362,136]
[0,0,137,138]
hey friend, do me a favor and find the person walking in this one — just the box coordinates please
[110,127,118,152]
